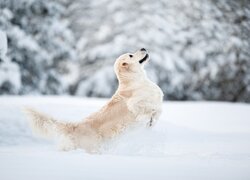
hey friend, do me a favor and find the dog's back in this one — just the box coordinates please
[83,94,136,138]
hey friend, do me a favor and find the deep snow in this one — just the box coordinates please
[0,96,250,180]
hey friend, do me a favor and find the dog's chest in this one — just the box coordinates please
[134,80,163,104]
[126,79,163,117]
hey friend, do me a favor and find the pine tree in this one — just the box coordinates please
[0,0,79,95]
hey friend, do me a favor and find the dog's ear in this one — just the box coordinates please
[121,62,129,70]
[121,62,128,67]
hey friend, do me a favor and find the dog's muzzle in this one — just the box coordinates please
[139,54,149,64]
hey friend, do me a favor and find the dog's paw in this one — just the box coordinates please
[146,118,154,128]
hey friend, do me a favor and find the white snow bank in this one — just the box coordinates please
[0,96,250,180]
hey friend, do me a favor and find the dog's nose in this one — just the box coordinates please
[140,48,146,51]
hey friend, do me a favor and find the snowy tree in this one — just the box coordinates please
[0,0,79,95]
[65,0,250,102]
[0,0,250,102]
[0,30,21,94]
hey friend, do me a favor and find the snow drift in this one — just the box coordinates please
[0,96,250,179]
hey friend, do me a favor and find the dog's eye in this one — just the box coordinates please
[129,55,133,58]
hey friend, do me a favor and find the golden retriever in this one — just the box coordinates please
[24,48,163,153]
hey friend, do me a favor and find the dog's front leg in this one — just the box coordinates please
[148,117,154,127]
[127,98,161,127]
[147,109,161,128]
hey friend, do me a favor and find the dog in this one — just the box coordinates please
[24,48,164,153]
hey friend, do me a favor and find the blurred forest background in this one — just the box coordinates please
[0,0,250,102]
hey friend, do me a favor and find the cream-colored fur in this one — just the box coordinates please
[24,49,163,153]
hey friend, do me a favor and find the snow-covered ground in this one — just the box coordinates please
[0,96,250,180]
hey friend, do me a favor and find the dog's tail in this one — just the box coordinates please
[23,108,64,139]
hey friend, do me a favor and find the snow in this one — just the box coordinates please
[0,96,250,179]
[0,31,21,93]
[0,61,21,93]
[0,30,7,60]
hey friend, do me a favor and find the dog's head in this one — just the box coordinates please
[114,48,149,82]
